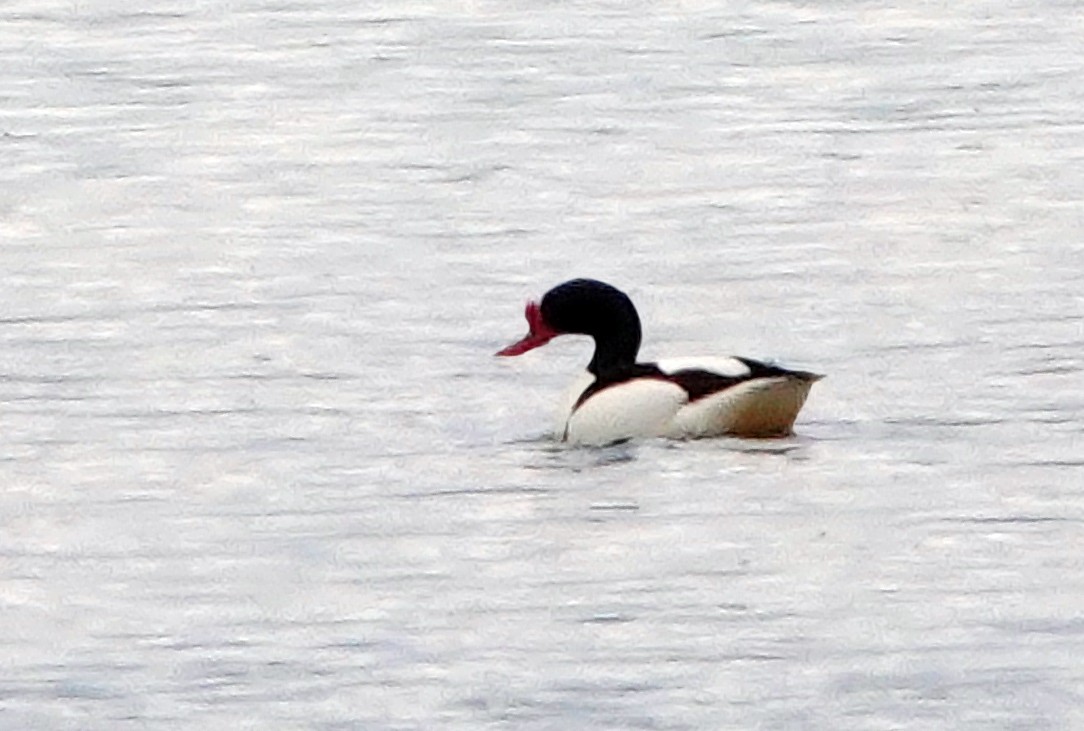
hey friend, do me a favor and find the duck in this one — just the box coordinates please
[496,278,822,446]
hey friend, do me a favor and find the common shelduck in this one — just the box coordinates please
[497,278,822,446]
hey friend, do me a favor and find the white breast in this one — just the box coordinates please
[562,378,687,447]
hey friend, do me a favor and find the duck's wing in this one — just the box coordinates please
[656,356,821,438]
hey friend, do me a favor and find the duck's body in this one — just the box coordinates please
[497,279,822,447]
[556,355,820,446]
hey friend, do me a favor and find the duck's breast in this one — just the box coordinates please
[563,376,687,446]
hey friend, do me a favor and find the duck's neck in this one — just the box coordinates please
[587,321,642,377]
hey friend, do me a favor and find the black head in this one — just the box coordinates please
[498,278,642,375]
[539,279,639,339]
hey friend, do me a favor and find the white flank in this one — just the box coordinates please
[663,376,815,439]
[563,378,687,447]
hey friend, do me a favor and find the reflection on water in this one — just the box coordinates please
[2,0,1083,729]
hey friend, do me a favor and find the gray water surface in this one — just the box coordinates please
[2,1,1083,729]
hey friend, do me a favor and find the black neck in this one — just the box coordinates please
[587,325,641,376]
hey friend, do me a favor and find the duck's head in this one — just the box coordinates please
[496,279,642,371]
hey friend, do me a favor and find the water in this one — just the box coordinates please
[2,1,1083,728]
